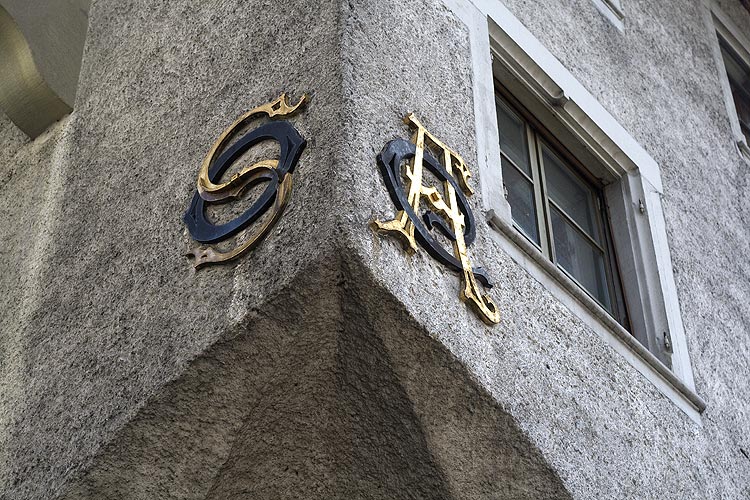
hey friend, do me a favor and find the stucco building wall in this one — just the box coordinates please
[0,0,748,498]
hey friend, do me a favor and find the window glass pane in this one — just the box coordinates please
[721,43,750,87]
[496,100,531,176]
[541,145,600,242]
[550,207,612,311]
[502,158,540,246]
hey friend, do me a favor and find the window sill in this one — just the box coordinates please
[486,209,707,423]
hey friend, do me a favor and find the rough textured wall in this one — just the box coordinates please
[1,0,749,499]
[0,115,70,494]
[0,0,346,497]
[339,0,750,497]
[1,1,571,496]
[337,0,738,497]
[58,255,571,500]
[477,0,750,495]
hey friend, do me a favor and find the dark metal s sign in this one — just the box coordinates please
[184,93,307,269]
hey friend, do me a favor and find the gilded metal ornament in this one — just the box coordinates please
[184,93,307,268]
[372,114,500,325]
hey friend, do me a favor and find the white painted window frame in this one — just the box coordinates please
[703,0,750,161]
[443,0,705,423]
[591,0,625,30]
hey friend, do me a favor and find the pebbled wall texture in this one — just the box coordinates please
[0,0,748,499]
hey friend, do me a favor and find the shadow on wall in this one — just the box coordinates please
[59,252,571,500]
[0,0,90,138]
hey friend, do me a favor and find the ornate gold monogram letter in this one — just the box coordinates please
[373,114,500,325]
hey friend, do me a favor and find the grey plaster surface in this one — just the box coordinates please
[2,0,346,496]
[0,0,749,499]
[338,0,742,497]
[59,254,570,499]
[480,0,750,495]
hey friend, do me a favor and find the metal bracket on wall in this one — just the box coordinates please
[663,331,673,353]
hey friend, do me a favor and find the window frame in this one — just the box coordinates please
[442,0,704,423]
[706,1,750,161]
[719,38,750,144]
[495,88,630,328]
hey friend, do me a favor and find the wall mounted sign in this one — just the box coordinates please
[372,114,500,325]
[184,93,307,268]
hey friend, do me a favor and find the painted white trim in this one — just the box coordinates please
[642,179,695,388]
[442,0,702,421]
[443,0,512,222]
[703,0,750,162]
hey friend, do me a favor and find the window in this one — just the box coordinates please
[442,0,703,420]
[495,90,629,328]
[718,36,750,145]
